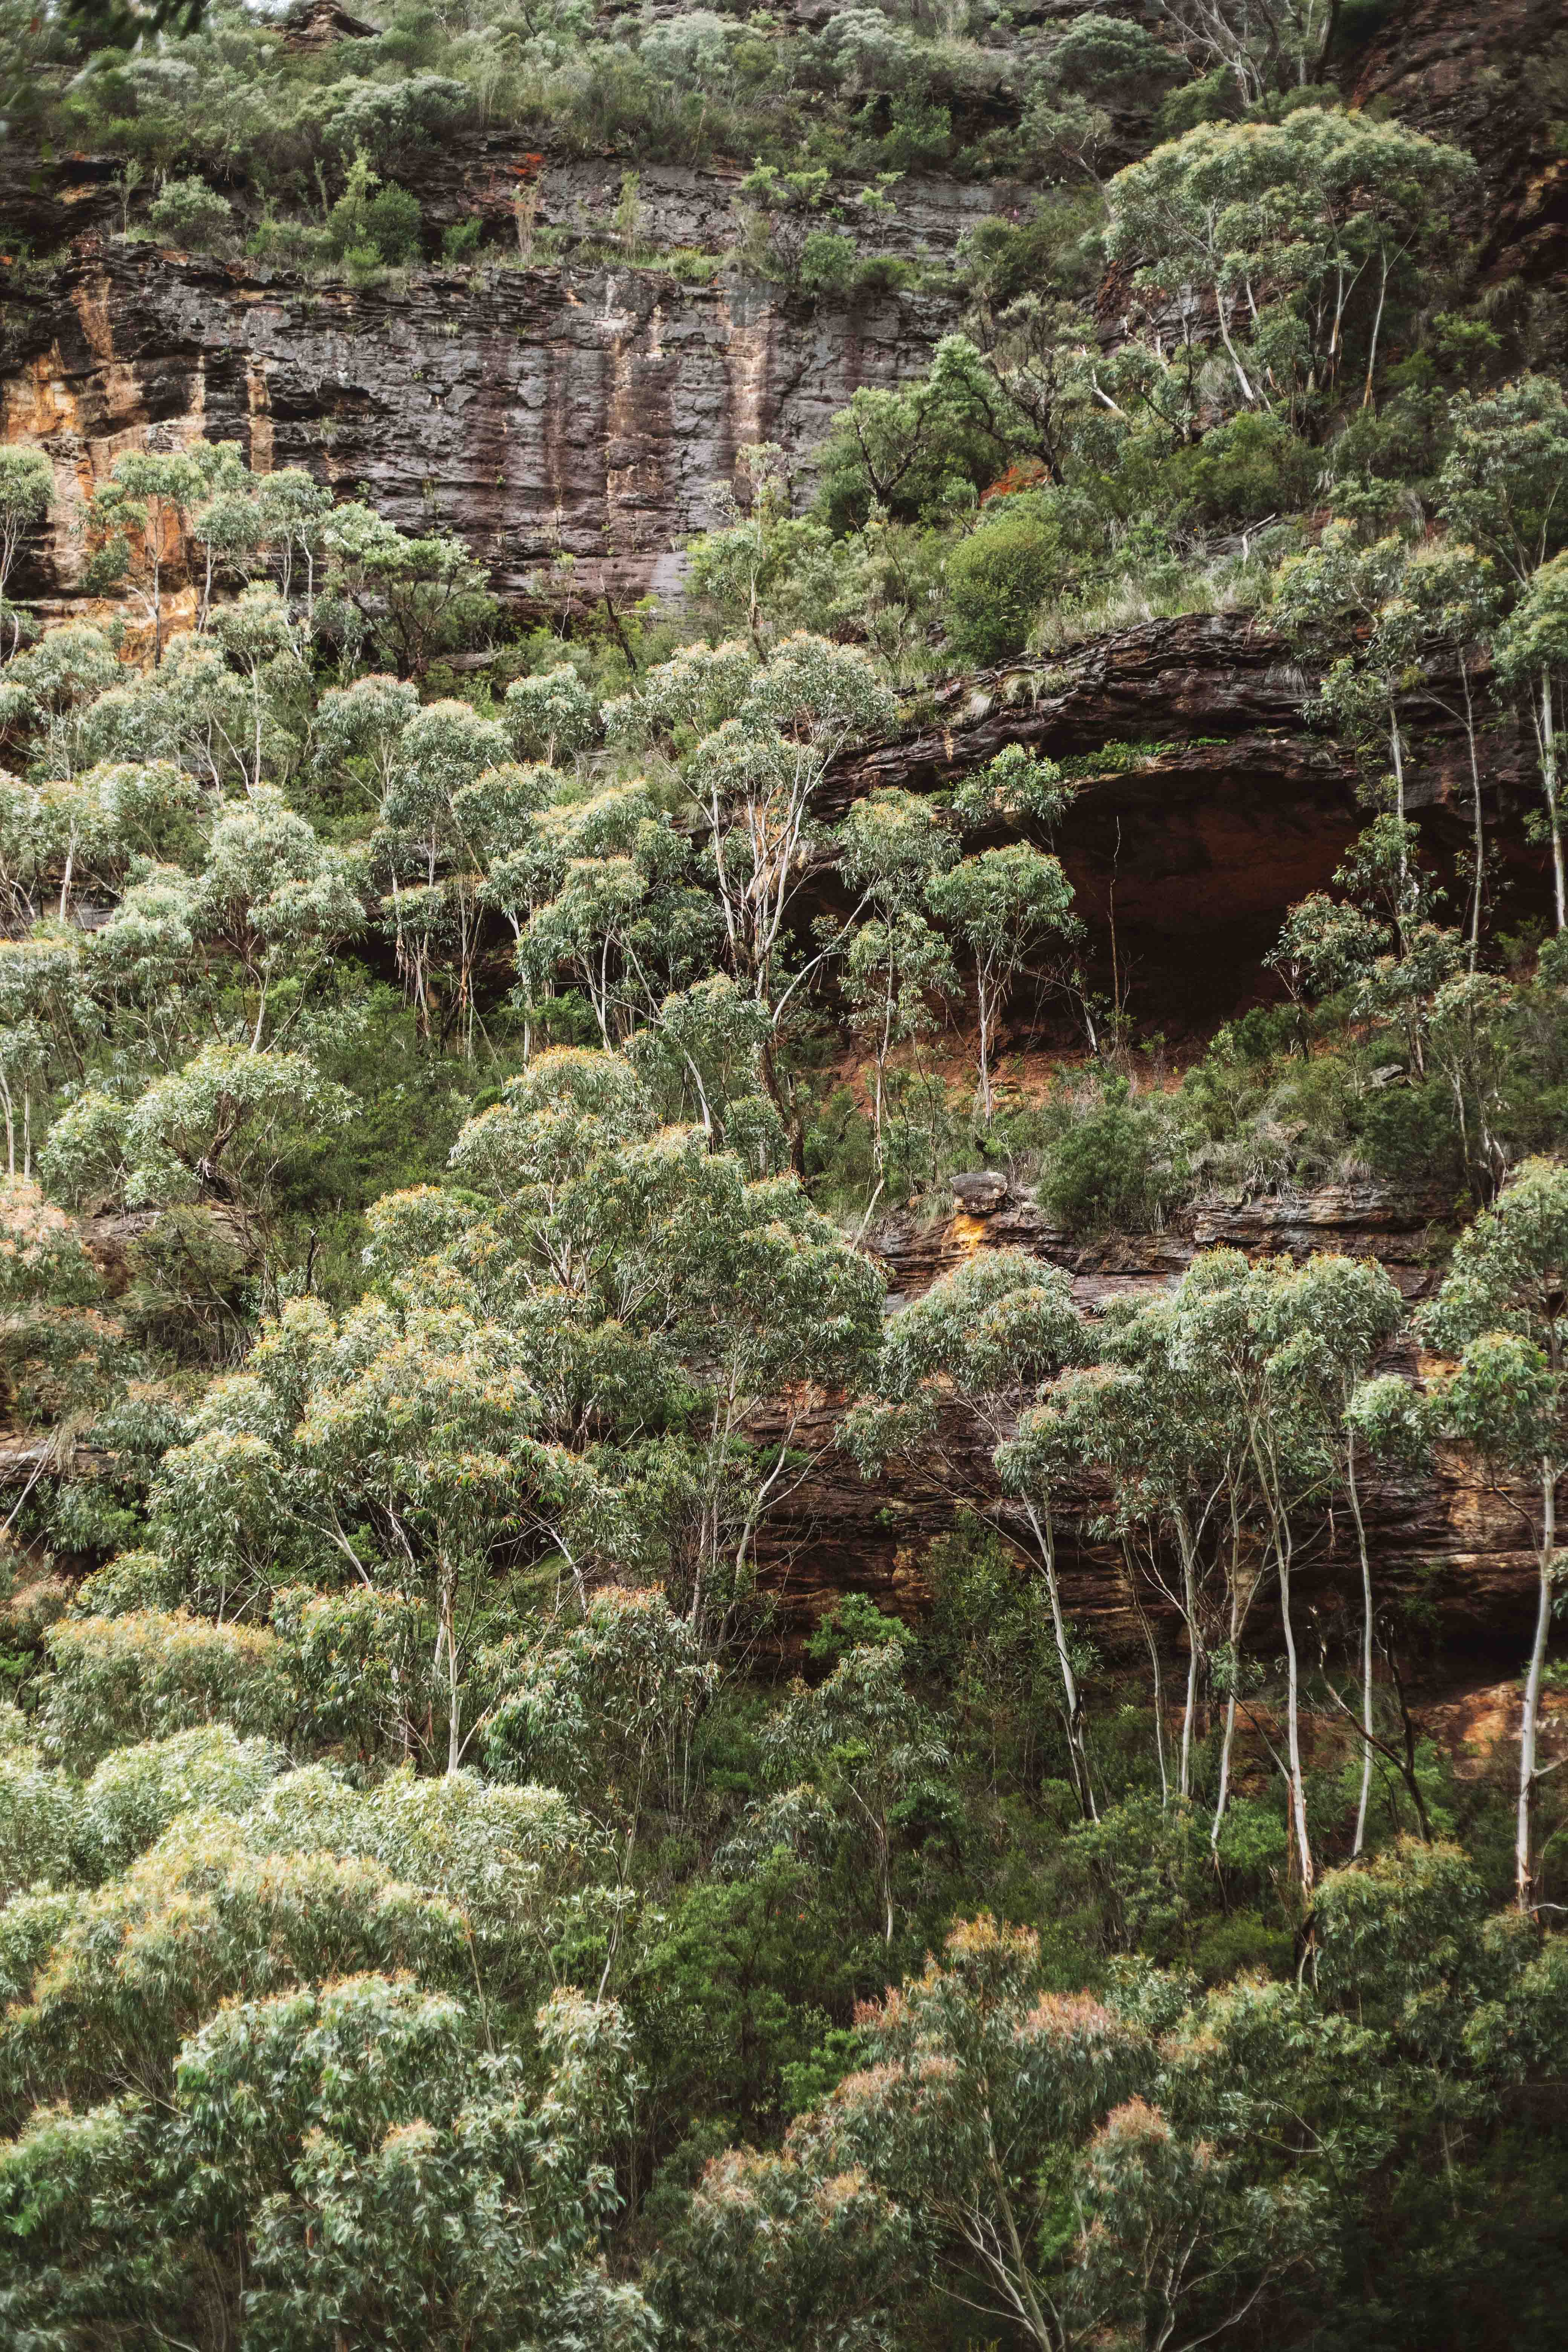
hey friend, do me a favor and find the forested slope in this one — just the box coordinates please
[3,2,1568,2346]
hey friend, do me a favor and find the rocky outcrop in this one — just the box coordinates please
[761,1175,1545,1671]
[0,136,1031,614]
[818,614,1543,1024]
[0,239,966,610]
[1348,0,1568,290]
[870,1172,1453,1312]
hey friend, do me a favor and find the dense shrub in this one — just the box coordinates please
[147,176,233,251]
[946,500,1060,663]
[1037,1076,1187,1234]
[1167,413,1322,527]
[38,1611,294,1769]
[1361,1076,1469,1197]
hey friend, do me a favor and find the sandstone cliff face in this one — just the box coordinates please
[1,242,963,609]
[1349,0,1568,292]
[0,139,1029,613]
[5,0,1562,626]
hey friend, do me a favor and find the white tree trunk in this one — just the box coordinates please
[1541,670,1565,933]
[1024,1500,1096,1821]
[1348,1434,1376,1859]
[1279,1542,1315,1900]
[1517,1461,1556,1911]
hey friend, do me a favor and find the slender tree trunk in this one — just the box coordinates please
[1144,1599,1169,1808]
[1362,246,1392,408]
[1023,1499,1096,1821]
[976,966,994,1123]
[1176,1525,1202,1804]
[441,1569,462,1775]
[1211,1519,1246,1855]
[1278,1533,1315,1900]
[1517,1459,1556,1911]
[1462,666,1484,970]
[1347,1431,1376,1858]
[1388,704,1407,842]
[1540,669,1565,933]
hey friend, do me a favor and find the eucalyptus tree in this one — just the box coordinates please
[1438,375,1568,597]
[1160,0,1343,101]
[73,629,278,796]
[0,1759,596,2114]
[3,757,201,928]
[41,1043,353,1270]
[487,1583,717,1886]
[1438,378,1568,928]
[504,662,600,767]
[1496,550,1568,933]
[623,971,782,1158]
[371,695,510,1046]
[207,582,309,792]
[1273,526,1423,839]
[1341,1373,1436,1852]
[190,782,363,1049]
[1420,1158,1568,1909]
[362,1049,884,1657]
[677,1916,1341,2352]
[1106,111,1472,424]
[1151,1250,1404,1897]
[1398,541,1502,963]
[318,499,498,680]
[738,1631,950,1949]
[37,1606,294,1770]
[515,780,718,1050]
[250,463,335,622]
[1043,1297,1243,1808]
[848,1249,1097,1815]
[0,444,52,653]
[312,669,423,809]
[0,1966,653,2351]
[1023,11,1183,198]
[1254,1253,1408,1861]
[0,931,90,1180]
[836,787,957,1185]
[928,843,1076,1121]
[608,632,896,1161]
[0,622,122,780]
[86,447,207,667]
[183,437,259,628]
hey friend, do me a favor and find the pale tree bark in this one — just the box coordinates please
[1517,1459,1556,1911]
[1023,1498,1097,1821]
[1211,1508,1250,1856]
[1539,670,1565,933]
[1347,1428,1376,1858]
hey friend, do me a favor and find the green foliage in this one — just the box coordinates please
[946,499,1061,663]
[1037,1073,1187,1234]
[37,1609,293,1769]
[146,173,231,250]
[5,71,1568,2334]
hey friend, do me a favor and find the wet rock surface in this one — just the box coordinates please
[1,242,968,607]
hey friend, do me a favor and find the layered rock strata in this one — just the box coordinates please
[761,1175,1544,1674]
